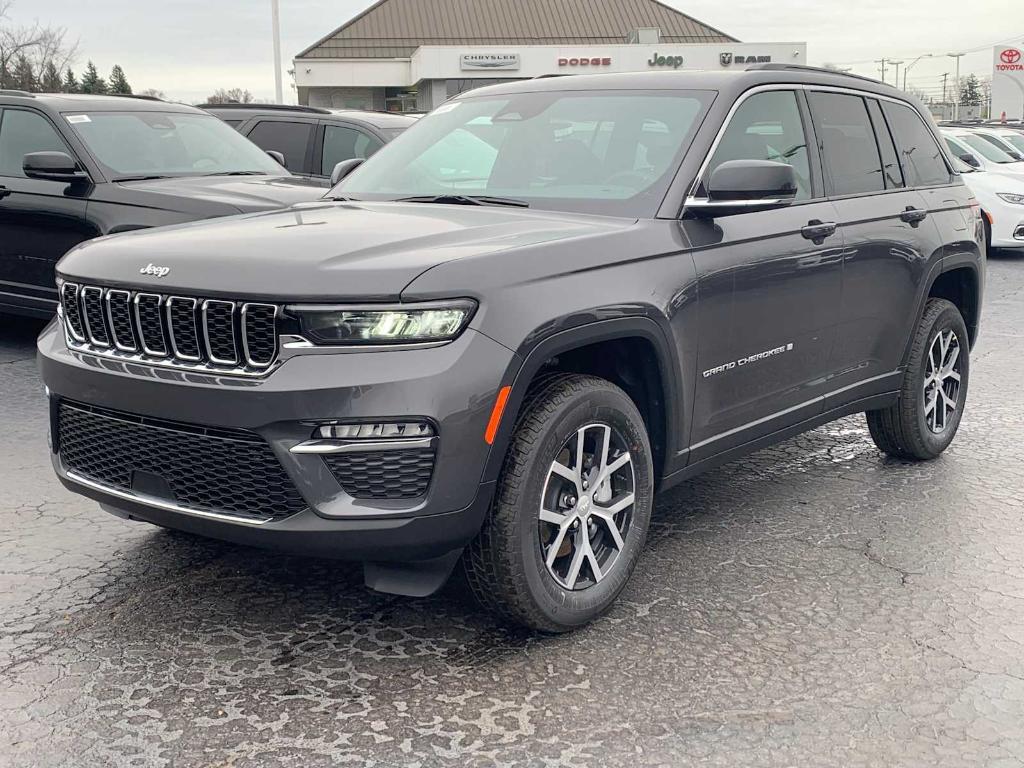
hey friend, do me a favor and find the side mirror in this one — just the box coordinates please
[265,150,286,167]
[330,158,365,186]
[23,152,89,184]
[959,153,981,168]
[1006,149,1023,161]
[689,159,798,217]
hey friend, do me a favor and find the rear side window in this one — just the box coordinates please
[0,109,71,178]
[320,125,383,175]
[880,102,951,187]
[865,99,904,189]
[246,120,313,173]
[807,92,883,196]
[704,90,813,200]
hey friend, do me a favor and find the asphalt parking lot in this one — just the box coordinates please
[1,255,1023,768]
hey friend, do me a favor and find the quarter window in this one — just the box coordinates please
[880,102,951,186]
[704,90,812,200]
[0,109,71,178]
[807,92,884,196]
[246,120,313,173]
[320,125,383,176]
[865,99,904,189]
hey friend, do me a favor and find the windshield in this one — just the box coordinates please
[337,89,712,216]
[958,133,1018,163]
[997,132,1024,155]
[63,111,286,180]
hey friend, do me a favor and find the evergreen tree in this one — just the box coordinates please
[80,60,107,94]
[62,68,80,94]
[960,74,983,107]
[41,61,62,93]
[108,64,132,95]
[11,52,35,92]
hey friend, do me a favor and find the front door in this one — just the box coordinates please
[680,89,844,462]
[0,107,92,315]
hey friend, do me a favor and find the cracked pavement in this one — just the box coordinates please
[3,255,1024,767]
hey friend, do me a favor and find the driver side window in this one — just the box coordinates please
[704,91,812,201]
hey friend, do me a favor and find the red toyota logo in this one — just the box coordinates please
[1001,49,1021,65]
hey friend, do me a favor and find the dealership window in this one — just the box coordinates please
[0,109,71,178]
[808,92,885,196]
[703,90,812,200]
[880,101,951,187]
[247,120,313,173]
[320,126,383,176]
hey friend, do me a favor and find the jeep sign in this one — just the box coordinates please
[648,52,685,69]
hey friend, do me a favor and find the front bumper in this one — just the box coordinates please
[39,320,517,561]
[990,212,1024,249]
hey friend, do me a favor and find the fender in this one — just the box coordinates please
[480,315,684,488]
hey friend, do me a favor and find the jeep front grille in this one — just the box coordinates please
[59,283,279,375]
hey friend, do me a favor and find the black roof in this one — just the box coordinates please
[463,65,909,104]
[0,92,201,114]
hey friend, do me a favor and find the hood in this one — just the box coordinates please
[57,201,634,301]
[112,174,328,213]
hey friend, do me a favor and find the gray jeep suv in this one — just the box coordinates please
[38,66,984,632]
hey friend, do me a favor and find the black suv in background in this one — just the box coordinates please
[0,92,327,317]
[201,103,416,185]
[40,66,984,632]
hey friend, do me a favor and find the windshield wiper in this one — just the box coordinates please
[202,171,268,177]
[114,174,173,182]
[394,194,530,208]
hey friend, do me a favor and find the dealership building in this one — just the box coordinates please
[293,0,807,112]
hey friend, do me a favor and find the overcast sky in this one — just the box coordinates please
[12,0,1021,103]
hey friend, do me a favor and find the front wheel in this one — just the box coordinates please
[866,298,970,461]
[463,374,654,633]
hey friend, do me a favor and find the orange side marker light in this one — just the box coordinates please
[485,385,512,445]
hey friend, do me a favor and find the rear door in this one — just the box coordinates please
[682,88,844,461]
[0,107,93,315]
[314,121,384,181]
[806,90,945,403]
[242,117,316,176]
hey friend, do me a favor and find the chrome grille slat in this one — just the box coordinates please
[61,284,280,377]
[105,290,137,352]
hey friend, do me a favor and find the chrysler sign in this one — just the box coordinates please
[461,53,520,71]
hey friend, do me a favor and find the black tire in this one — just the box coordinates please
[463,373,654,633]
[866,298,970,461]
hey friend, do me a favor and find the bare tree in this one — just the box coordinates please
[0,1,77,90]
[138,88,166,100]
[205,87,254,104]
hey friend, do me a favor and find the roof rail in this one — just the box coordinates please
[745,63,883,85]
[104,93,164,101]
[0,89,34,98]
[533,73,572,79]
[197,102,330,114]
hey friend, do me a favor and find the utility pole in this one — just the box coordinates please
[875,58,888,84]
[272,0,284,104]
[941,72,949,116]
[947,52,964,120]
[890,61,904,91]
[903,53,934,91]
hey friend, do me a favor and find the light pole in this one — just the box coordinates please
[902,53,934,91]
[272,0,284,104]
[948,52,965,120]
[889,61,904,91]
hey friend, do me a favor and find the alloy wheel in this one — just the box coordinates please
[539,423,635,590]
[924,329,962,434]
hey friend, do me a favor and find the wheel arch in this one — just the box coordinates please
[482,317,682,489]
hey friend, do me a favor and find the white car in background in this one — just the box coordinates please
[942,129,1024,179]
[968,126,1024,160]
[953,156,1024,252]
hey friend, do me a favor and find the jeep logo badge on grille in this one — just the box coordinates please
[140,263,171,278]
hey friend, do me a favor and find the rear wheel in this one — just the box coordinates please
[866,298,969,461]
[463,374,653,633]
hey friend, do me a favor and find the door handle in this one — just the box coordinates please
[801,220,837,243]
[900,206,928,225]
[0,186,10,200]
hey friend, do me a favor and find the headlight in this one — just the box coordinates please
[289,299,477,346]
[996,192,1024,205]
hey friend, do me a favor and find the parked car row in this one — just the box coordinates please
[0,91,410,317]
[939,123,1024,252]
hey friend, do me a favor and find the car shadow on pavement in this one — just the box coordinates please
[0,313,48,360]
